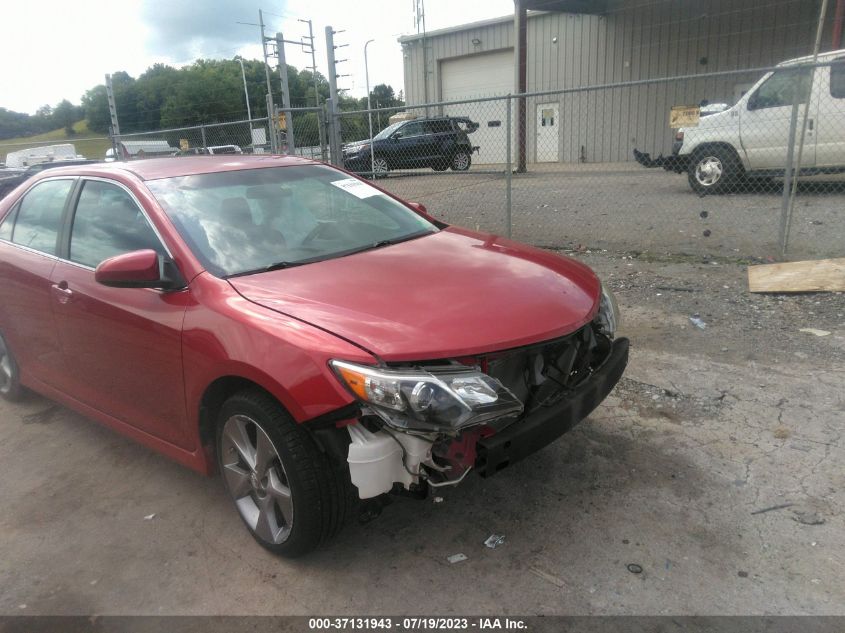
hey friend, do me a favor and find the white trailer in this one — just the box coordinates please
[4,144,79,168]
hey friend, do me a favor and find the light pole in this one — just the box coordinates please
[237,58,253,151]
[364,39,375,178]
[236,58,252,121]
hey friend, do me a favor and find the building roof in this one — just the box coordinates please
[399,15,514,44]
[397,1,610,43]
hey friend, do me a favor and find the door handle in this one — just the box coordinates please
[51,282,73,303]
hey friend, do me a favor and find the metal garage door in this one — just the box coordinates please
[441,49,514,165]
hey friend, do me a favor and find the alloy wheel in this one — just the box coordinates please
[452,152,470,170]
[220,414,294,545]
[694,156,723,187]
[372,157,389,175]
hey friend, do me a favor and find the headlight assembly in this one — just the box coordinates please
[596,282,620,337]
[330,360,523,433]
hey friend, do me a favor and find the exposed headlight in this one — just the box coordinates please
[596,282,620,337]
[330,360,523,432]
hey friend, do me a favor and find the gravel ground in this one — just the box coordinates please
[0,249,842,616]
[378,163,845,260]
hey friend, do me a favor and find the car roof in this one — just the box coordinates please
[31,155,317,181]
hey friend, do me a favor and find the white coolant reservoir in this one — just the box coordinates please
[346,424,432,499]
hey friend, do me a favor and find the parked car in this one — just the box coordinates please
[0,159,98,200]
[0,156,627,556]
[635,49,845,193]
[343,116,479,176]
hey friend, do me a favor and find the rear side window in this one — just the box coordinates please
[69,180,165,268]
[426,120,453,134]
[830,60,845,98]
[10,179,74,255]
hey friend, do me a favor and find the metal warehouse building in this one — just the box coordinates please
[399,0,838,164]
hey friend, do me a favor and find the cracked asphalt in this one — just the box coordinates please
[0,251,842,615]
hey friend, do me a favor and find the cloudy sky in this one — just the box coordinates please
[0,0,515,115]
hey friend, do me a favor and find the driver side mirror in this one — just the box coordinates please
[95,249,186,291]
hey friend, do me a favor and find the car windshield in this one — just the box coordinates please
[373,121,405,141]
[146,164,437,278]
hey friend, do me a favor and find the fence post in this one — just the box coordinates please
[200,125,207,150]
[779,0,829,256]
[505,95,513,239]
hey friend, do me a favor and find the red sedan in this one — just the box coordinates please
[0,156,627,556]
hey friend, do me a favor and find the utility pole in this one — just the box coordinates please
[105,74,121,159]
[275,32,296,154]
[298,19,321,107]
[325,26,349,165]
[414,0,429,116]
[258,9,277,153]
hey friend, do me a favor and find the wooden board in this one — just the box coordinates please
[748,258,845,293]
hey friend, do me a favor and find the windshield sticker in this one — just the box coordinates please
[330,178,383,199]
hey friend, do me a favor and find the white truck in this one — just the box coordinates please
[637,49,845,193]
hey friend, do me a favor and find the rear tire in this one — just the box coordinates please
[216,388,353,557]
[451,151,471,171]
[0,332,25,402]
[688,146,742,194]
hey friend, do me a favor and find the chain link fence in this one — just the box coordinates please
[106,53,844,261]
[331,56,845,261]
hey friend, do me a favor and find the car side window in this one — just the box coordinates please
[69,180,165,268]
[830,60,845,99]
[748,68,811,110]
[9,179,74,255]
[426,120,452,134]
[398,122,425,138]
[0,206,16,241]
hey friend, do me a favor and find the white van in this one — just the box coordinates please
[672,49,845,193]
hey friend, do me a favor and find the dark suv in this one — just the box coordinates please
[343,116,478,176]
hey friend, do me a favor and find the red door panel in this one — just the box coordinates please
[49,261,192,449]
[0,244,63,387]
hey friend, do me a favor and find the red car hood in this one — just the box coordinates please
[229,228,600,362]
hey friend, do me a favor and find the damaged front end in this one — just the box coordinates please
[329,286,629,500]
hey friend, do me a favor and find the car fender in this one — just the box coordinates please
[181,272,377,454]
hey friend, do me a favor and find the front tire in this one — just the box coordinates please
[451,151,471,171]
[0,332,25,402]
[688,147,742,194]
[216,389,352,557]
[371,156,390,179]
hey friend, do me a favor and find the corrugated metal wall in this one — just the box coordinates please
[400,0,832,163]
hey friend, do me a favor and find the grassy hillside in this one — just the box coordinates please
[0,120,111,162]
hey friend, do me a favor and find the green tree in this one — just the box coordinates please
[53,99,78,135]
[82,85,110,134]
